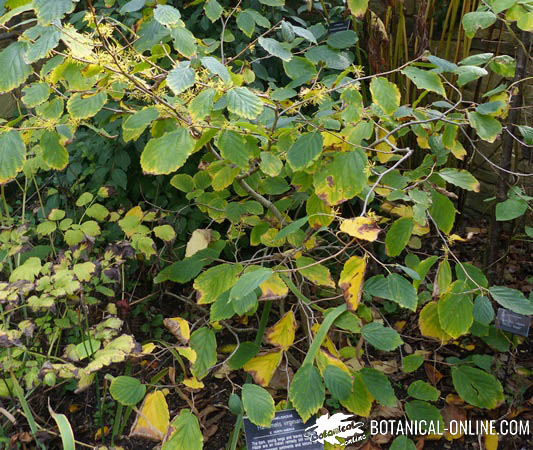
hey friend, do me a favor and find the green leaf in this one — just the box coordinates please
[189,88,215,121]
[438,281,473,338]
[455,263,488,289]
[439,169,480,192]
[259,0,284,5]
[361,322,403,351]
[462,11,497,38]
[327,30,358,49]
[340,373,373,416]
[455,65,488,87]
[237,10,255,37]
[41,131,68,170]
[275,217,308,240]
[204,0,223,22]
[0,131,25,184]
[405,400,444,432]
[24,26,61,64]
[22,82,50,108]
[451,365,504,409]
[162,409,202,450]
[242,384,275,427]
[364,274,417,311]
[402,354,424,373]
[323,365,353,401]
[429,190,456,234]
[289,364,325,422]
[489,286,533,315]
[360,368,397,407]
[153,225,176,242]
[122,107,159,142]
[153,4,181,26]
[226,87,263,119]
[518,125,533,145]
[287,132,323,171]
[201,57,231,84]
[407,380,440,401]
[467,111,502,143]
[517,11,533,31]
[313,150,367,206]
[489,55,515,78]
[167,63,195,95]
[48,404,75,450]
[190,327,217,379]
[140,128,194,175]
[110,376,146,406]
[217,130,251,169]
[292,25,317,44]
[260,152,283,177]
[296,257,335,288]
[194,263,242,305]
[134,18,169,52]
[347,0,369,17]
[119,0,145,14]
[492,0,517,14]
[33,0,75,25]
[495,198,527,221]
[370,77,401,115]
[0,42,32,93]
[401,67,446,97]
[283,56,317,81]
[473,295,494,325]
[227,342,259,370]
[171,26,197,58]
[390,436,416,450]
[386,217,414,257]
[67,92,107,120]
[229,268,273,302]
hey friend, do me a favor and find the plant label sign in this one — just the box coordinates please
[243,409,323,449]
[328,20,351,34]
[495,308,530,337]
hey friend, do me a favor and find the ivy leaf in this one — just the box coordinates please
[226,87,263,119]
[41,131,68,170]
[167,63,195,95]
[386,217,414,257]
[489,286,533,315]
[67,92,107,120]
[153,4,181,26]
[452,366,504,409]
[190,327,217,379]
[467,112,502,143]
[140,128,194,175]
[370,77,401,115]
[339,256,366,311]
[361,322,403,351]
[289,364,325,422]
[265,311,297,350]
[287,132,323,171]
[439,169,480,192]
[33,0,77,25]
[242,384,275,427]
[0,131,26,184]
[402,67,446,97]
[0,42,32,94]
[162,410,202,450]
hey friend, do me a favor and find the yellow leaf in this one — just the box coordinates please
[381,202,412,217]
[94,425,109,440]
[130,391,169,441]
[417,136,430,149]
[183,377,204,389]
[265,311,297,350]
[163,317,190,344]
[142,343,156,354]
[482,420,499,450]
[316,349,351,375]
[312,324,340,358]
[419,301,452,342]
[243,351,283,387]
[375,131,395,163]
[339,255,366,311]
[340,217,381,242]
[126,205,143,220]
[176,347,197,364]
[489,92,509,119]
[259,273,289,301]
[185,229,212,257]
[295,257,335,288]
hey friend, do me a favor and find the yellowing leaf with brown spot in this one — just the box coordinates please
[126,205,144,220]
[183,377,204,389]
[176,347,196,364]
[259,273,288,300]
[163,317,190,344]
[442,405,466,441]
[312,324,340,358]
[339,255,366,311]
[265,311,297,350]
[130,391,169,441]
[340,217,381,242]
[185,229,212,257]
[419,302,452,342]
[316,349,351,375]
[243,351,283,387]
